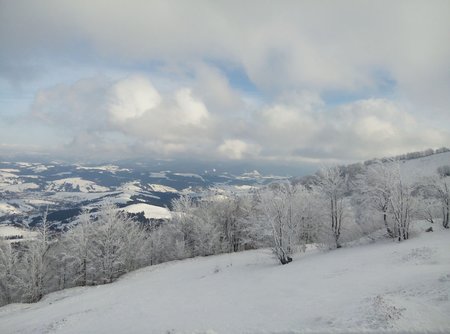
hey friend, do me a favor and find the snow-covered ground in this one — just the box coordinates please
[121,203,171,220]
[46,178,109,193]
[147,183,178,193]
[1,225,449,333]
[76,164,130,173]
[0,202,21,215]
[398,151,450,182]
[2,182,40,192]
[0,225,37,241]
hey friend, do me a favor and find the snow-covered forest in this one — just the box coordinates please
[1,157,449,307]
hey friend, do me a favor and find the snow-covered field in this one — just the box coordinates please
[148,183,178,193]
[1,225,449,334]
[46,178,110,193]
[0,225,37,241]
[121,203,171,220]
[0,202,21,215]
[398,151,450,182]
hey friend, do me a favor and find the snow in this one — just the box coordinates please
[76,165,130,173]
[397,151,450,183]
[26,199,55,206]
[238,170,262,179]
[173,172,205,181]
[1,225,449,333]
[30,165,49,173]
[149,172,168,178]
[2,182,39,192]
[111,182,147,204]
[0,168,20,173]
[0,170,19,183]
[46,178,109,193]
[147,183,178,193]
[0,225,37,241]
[0,202,21,215]
[118,181,142,194]
[121,203,171,220]
[48,192,116,202]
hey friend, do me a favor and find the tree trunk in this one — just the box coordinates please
[383,212,394,238]
[444,204,449,229]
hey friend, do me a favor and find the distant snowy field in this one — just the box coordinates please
[122,203,171,220]
[1,224,449,334]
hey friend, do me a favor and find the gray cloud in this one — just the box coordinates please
[2,2,449,99]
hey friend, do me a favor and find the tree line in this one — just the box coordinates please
[1,161,449,306]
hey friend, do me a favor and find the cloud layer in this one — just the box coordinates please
[30,74,450,163]
[1,1,450,164]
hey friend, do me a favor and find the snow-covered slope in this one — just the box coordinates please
[1,226,449,333]
[0,225,37,242]
[398,151,450,182]
[121,203,171,220]
[0,203,21,215]
[147,183,178,193]
[46,178,109,193]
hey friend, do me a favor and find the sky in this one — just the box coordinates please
[1,0,450,168]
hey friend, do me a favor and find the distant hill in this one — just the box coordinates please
[0,160,287,229]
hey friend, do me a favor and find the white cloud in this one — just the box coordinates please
[108,75,161,123]
[218,139,261,160]
[29,74,450,163]
[174,88,209,127]
[253,96,450,162]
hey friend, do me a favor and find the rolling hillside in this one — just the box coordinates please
[1,223,449,333]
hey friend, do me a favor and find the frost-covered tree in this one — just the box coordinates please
[20,209,56,302]
[257,183,314,264]
[424,173,450,229]
[170,195,198,258]
[315,166,348,248]
[63,209,95,286]
[90,203,130,284]
[357,161,397,238]
[387,167,417,241]
[416,196,441,225]
[0,241,21,305]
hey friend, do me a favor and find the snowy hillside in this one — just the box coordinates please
[147,183,178,193]
[398,151,450,182]
[0,225,37,242]
[1,225,449,333]
[121,203,171,220]
[46,178,110,193]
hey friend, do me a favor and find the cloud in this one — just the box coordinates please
[2,1,450,164]
[2,1,449,106]
[252,95,450,162]
[30,74,217,157]
[218,139,261,160]
[28,74,450,163]
[108,76,161,123]
[31,76,111,130]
